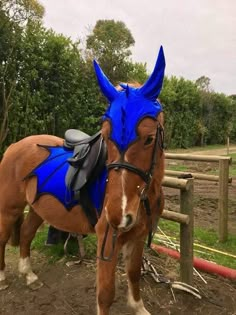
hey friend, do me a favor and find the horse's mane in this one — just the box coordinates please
[116,81,141,90]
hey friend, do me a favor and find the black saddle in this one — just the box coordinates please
[64,129,107,198]
[64,129,91,148]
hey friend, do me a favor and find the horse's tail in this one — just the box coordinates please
[9,214,24,246]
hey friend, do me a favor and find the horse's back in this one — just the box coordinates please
[0,134,64,191]
[4,134,63,153]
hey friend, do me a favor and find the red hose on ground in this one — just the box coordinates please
[151,244,236,280]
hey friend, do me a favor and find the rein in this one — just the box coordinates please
[99,223,118,261]
[98,122,164,261]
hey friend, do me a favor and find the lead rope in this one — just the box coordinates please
[98,222,118,261]
[142,197,153,248]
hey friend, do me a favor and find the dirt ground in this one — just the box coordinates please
[1,248,236,315]
[1,147,236,315]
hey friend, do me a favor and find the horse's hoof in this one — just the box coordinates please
[0,280,9,291]
[28,279,44,290]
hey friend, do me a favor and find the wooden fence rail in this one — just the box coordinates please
[165,170,232,183]
[165,153,232,242]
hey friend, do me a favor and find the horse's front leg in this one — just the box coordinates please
[123,239,151,315]
[96,222,120,315]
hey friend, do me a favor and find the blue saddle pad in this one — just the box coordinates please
[29,145,107,215]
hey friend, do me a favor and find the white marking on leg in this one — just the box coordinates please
[18,257,38,285]
[128,288,151,315]
[123,243,150,315]
[0,270,6,281]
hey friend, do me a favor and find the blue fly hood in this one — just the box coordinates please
[93,46,166,152]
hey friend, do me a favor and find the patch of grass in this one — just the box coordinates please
[230,152,236,159]
[32,227,67,263]
[166,164,189,172]
[166,144,230,153]
[166,144,227,153]
[229,153,236,176]
[157,219,236,269]
[31,225,97,263]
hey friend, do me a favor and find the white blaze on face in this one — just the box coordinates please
[118,170,129,228]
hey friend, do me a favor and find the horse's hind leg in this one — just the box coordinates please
[0,207,24,290]
[19,207,44,289]
[123,240,151,315]
[0,230,9,290]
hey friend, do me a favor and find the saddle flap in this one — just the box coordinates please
[67,144,90,167]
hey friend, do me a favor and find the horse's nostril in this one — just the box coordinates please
[125,214,133,227]
[117,214,134,230]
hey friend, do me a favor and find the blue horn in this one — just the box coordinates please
[139,46,166,100]
[93,60,119,102]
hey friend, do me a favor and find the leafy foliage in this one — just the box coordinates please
[161,76,201,148]
[0,9,235,155]
[86,19,135,84]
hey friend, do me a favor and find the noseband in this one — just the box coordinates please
[99,122,164,261]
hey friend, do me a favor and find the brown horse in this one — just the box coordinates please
[0,46,166,315]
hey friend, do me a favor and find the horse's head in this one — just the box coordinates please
[94,46,165,232]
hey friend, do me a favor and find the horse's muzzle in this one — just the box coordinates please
[117,213,134,231]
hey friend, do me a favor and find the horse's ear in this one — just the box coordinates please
[93,60,119,102]
[139,46,166,100]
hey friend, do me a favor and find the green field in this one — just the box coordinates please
[156,220,236,269]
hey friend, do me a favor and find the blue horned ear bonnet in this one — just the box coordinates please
[93,46,166,152]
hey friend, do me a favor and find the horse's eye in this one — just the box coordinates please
[144,136,154,146]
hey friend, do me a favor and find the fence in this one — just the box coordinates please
[160,176,194,285]
[165,153,232,242]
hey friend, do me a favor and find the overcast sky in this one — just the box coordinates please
[40,0,235,95]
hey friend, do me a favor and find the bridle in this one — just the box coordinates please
[99,121,164,261]
[107,122,164,185]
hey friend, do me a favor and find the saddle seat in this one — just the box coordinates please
[64,129,94,148]
[64,129,107,198]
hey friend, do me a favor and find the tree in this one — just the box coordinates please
[0,0,44,152]
[1,0,44,24]
[86,20,135,84]
[160,76,201,148]
[195,75,211,92]
[205,93,234,144]
[7,22,87,142]
[126,61,148,84]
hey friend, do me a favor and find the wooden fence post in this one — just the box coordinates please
[180,178,194,285]
[218,158,229,242]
